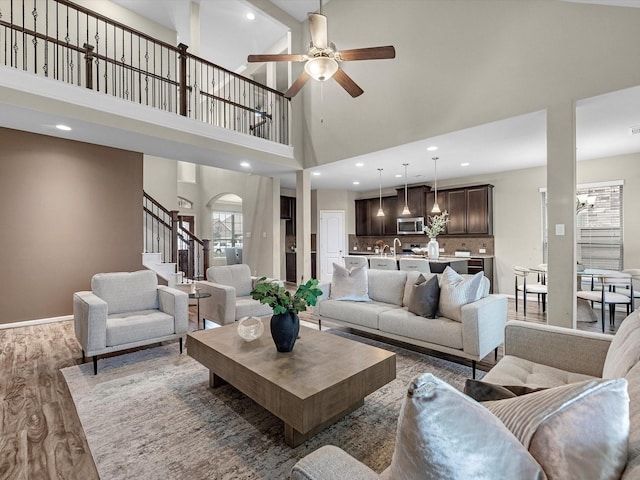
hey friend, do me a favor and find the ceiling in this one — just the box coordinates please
[3,0,640,193]
[103,0,640,192]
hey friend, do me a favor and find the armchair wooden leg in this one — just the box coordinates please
[82,350,86,362]
[495,347,498,361]
[472,360,477,379]
[93,356,98,375]
[179,337,183,354]
[318,318,322,331]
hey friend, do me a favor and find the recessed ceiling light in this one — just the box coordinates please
[355,162,364,167]
[312,172,320,176]
[240,161,250,168]
[246,12,255,20]
[395,174,402,178]
[56,124,72,131]
[353,181,360,185]
[427,145,438,151]
[460,162,470,167]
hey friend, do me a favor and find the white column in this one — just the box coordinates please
[546,101,577,329]
[271,176,281,280]
[296,170,311,284]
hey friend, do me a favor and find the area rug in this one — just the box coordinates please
[62,330,483,480]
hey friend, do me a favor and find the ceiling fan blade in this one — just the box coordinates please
[338,46,396,61]
[247,54,305,63]
[308,13,328,49]
[284,71,311,99]
[333,68,364,98]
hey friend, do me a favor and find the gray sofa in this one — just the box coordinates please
[73,270,188,374]
[314,269,508,378]
[291,313,640,479]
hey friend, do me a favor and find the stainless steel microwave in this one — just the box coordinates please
[397,217,424,235]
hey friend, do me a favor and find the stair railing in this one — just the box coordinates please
[0,0,288,145]
[143,192,210,280]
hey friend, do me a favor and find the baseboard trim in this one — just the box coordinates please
[0,315,73,330]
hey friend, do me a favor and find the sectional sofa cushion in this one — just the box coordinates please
[407,274,440,318]
[367,269,407,305]
[438,268,485,322]
[318,299,394,330]
[331,263,370,301]
[603,311,640,379]
[378,309,463,349]
[482,355,597,389]
[388,373,546,480]
[485,378,630,480]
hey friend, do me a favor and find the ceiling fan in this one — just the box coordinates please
[247,2,395,99]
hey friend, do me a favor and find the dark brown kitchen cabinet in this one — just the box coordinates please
[397,185,428,218]
[467,186,493,235]
[445,190,467,234]
[285,252,296,283]
[280,196,296,236]
[426,185,493,235]
[355,198,372,236]
[356,196,396,236]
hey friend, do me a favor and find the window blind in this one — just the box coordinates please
[541,182,623,270]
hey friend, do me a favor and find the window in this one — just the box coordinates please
[541,181,623,270]
[212,211,243,256]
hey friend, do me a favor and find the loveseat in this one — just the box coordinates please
[291,312,640,479]
[313,266,508,378]
[73,270,188,374]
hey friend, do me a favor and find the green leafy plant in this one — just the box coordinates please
[251,278,322,315]
[423,211,450,238]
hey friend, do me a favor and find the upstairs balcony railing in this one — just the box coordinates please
[0,0,289,144]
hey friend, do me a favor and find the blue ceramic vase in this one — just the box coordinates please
[270,310,300,352]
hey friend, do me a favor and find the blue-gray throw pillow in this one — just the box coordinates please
[408,274,440,318]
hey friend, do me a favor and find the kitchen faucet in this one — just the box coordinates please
[393,237,402,258]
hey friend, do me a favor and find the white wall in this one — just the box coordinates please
[143,155,178,210]
[198,166,278,277]
[301,1,640,168]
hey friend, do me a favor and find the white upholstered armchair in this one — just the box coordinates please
[195,264,280,326]
[73,270,189,374]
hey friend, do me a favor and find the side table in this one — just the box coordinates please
[189,291,211,330]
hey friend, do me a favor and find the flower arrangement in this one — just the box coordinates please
[423,211,449,238]
[251,278,322,315]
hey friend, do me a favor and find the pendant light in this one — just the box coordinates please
[431,156,441,214]
[376,168,385,217]
[401,163,411,215]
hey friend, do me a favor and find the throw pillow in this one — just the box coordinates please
[330,263,370,301]
[388,373,546,480]
[602,310,640,379]
[407,274,440,318]
[464,379,547,402]
[438,267,484,322]
[485,378,630,480]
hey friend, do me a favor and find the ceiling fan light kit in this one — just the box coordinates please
[247,1,395,99]
[304,56,338,81]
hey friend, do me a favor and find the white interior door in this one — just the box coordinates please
[319,210,345,282]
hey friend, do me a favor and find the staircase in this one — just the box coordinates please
[143,192,210,287]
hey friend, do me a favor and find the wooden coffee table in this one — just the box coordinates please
[187,318,396,447]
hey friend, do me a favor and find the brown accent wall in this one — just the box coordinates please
[0,127,143,324]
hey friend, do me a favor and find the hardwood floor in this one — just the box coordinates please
[0,299,625,479]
